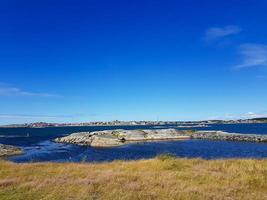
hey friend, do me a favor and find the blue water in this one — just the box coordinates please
[0,123,267,162]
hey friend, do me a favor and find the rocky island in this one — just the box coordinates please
[55,129,267,147]
[0,144,23,157]
[55,129,191,147]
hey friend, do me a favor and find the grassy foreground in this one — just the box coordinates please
[0,156,266,200]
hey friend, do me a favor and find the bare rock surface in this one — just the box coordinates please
[90,135,123,147]
[55,129,190,147]
[192,131,267,143]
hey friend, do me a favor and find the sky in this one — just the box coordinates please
[0,0,267,125]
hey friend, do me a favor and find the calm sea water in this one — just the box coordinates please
[0,123,267,162]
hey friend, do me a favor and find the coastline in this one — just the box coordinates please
[1,124,267,162]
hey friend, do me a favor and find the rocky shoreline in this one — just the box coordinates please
[55,129,267,147]
[0,144,23,157]
[191,131,267,142]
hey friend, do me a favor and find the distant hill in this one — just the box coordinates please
[251,118,267,121]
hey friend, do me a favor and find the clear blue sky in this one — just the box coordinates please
[1,0,267,124]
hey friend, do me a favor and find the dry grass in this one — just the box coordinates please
[0,156,266,200]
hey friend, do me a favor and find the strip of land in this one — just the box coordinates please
[192,131,267,142]
[55,129,267,147]
[0,156,266,200]
[2,118,267,128]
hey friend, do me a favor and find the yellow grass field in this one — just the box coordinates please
[0,156,266,200]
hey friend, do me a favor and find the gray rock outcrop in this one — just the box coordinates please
[192,131,267,142]
[55,129,190,147]
[0,144,23,157]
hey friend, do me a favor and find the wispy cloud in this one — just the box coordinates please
[0,84,60,97]
[205,25,241,41]
[234,43,267,69]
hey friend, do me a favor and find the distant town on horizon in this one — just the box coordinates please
[2,118,267,128]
